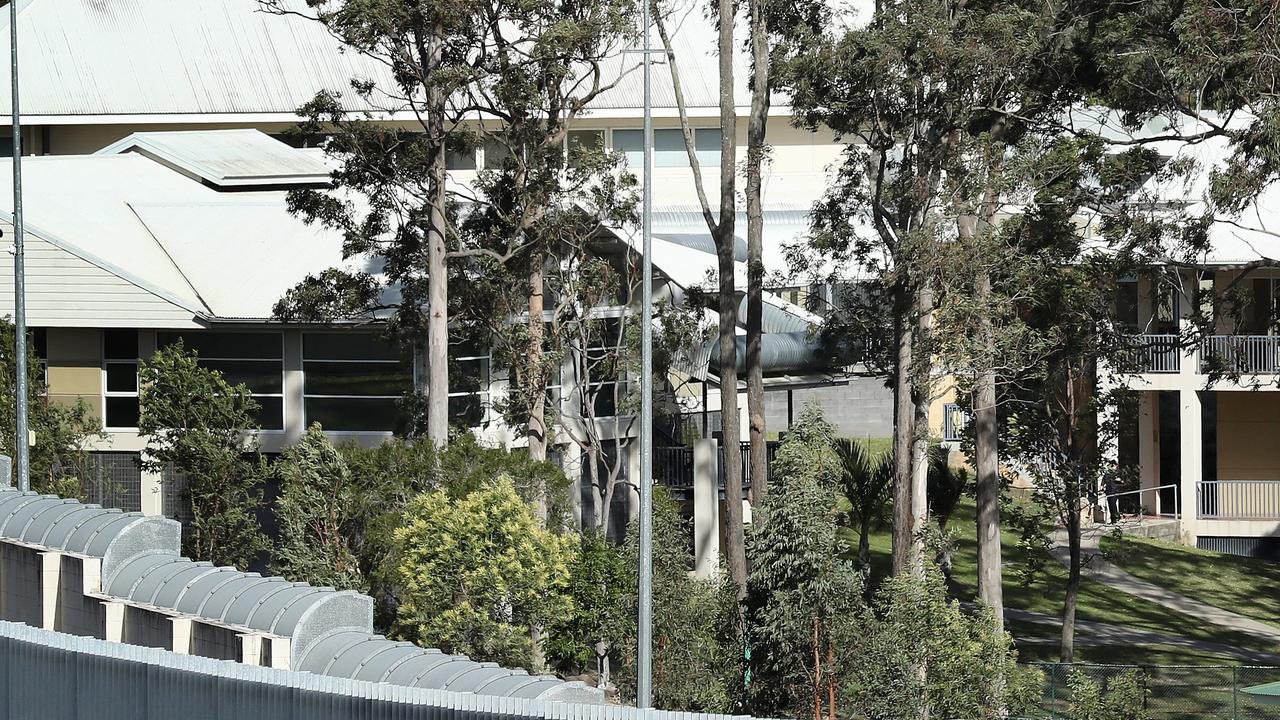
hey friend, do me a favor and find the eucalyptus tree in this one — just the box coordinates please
[266,0,636,464]
[649,1,749,592]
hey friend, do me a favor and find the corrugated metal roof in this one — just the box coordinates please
[0,0,748,118]
[0,0,394,117]
[97,130,332,187]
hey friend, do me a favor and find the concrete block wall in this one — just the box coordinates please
[54,555,106,639]
[0,543,41,626]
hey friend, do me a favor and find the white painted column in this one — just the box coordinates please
[627,443,642,524]
[1179,389,1202,543]
[283,330,305,446]
[692,438,720,578]
[239,633,264,666]
[102,600,125,642]
[39,551,61,631]
[170,616,193,654]
[268,637,291,670]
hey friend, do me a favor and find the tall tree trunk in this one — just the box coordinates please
[744,0,770,504]
[973,270,1006,713]
[1061,506,1081,663]
[719,239,747,592]
[907,280,934,579]
[974,273,1004,630]
[528,245,549,521]
[425,40,450,449]
[891,282,916,576]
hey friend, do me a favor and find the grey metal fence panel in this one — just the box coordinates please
[0,621,769,720]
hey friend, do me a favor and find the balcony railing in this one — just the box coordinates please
[1199,335,1280,374]
[1127,334,1181,373]
[1197,480,1280,520]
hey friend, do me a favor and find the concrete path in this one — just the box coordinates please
[1048,527,1280,646]
[1006,608,1280,664]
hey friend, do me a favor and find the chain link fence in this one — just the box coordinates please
[1027,663,1280,719]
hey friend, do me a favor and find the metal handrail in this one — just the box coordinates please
[1199,335,1280,374]
[1128,334,1181,373]
[1101,483,1180,521]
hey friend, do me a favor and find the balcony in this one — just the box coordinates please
[1127,334,1181,373]
[1197,480,1280,520]
[1199,335,1280,374]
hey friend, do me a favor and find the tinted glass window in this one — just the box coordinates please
[158,332,282,359]
[303,333,400,361]
[305,397,399,432]
[104,330,139,360]
[304,361,412,396]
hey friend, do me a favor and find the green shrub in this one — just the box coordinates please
[272,424,362,591]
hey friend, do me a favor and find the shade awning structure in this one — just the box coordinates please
[1244,681,1280,705]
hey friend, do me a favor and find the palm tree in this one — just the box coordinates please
[835,438,894,584]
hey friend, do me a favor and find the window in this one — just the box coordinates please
[567,129,605,168]
[158,332,285,430]
[581,317,627,418]
[449,339,491,427]
[1116,279,1139,331]
[304,333,410,432]
[612,127,722,168]
[103,330,140,429]
[446,136,477,170]
[483,139,511,170]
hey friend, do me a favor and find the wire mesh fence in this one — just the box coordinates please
[1026,663,1280,719]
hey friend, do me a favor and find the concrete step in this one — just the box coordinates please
[1098,518,1181,542]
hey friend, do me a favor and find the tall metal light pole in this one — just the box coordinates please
[636,0,655,707]
[9,0,28,492]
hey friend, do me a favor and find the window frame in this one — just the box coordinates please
[102,330,141,431]
[157,331,287,431]
[302,332,410,434]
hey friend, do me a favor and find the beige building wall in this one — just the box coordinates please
[1216,391,1280,481]
[44,328,103,425]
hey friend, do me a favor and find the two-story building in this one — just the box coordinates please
[0,0,894,528]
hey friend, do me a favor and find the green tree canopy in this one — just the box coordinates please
[137,341,267,568]
[393,475,574,668]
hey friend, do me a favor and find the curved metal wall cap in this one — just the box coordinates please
[0,489,180,580]
[297,629,605,703]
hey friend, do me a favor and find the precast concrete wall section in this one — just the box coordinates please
[0,488,602,701]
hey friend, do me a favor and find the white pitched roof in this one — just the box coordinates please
[97,130,332,187]
[0,137,356,322]
[0,0,751,120]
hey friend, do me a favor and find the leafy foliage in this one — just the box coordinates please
[393,476,575,668]
[1068,669,1148,720]
[848,566,1033,720]
[616,488,735,712]
[0,320,102,496]
[272,424,363,591]
[137,342,268,568]
[835,437,894,578]
[546,531,631,679]
[744,404,862,719]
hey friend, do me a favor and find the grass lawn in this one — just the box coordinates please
[1101,533,1280,629]
[848,499,1276,663]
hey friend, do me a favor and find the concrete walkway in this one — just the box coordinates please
[1006,608,1280,664]
[1048,527,1280,647]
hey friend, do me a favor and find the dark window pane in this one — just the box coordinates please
[105,397,139,428]
[446,137,477,170]
[304,361,411,396]
[105,363,138,393]
[449,395,485,426]
[199,360,283,394]
[33,328,47,360]
[305,397,398,432]
[254,397,284,430]
[158,332,282,359]
[303,333,400,361]
[104,330,138,360]
[454,358,490,394]
[484,139,511,169]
